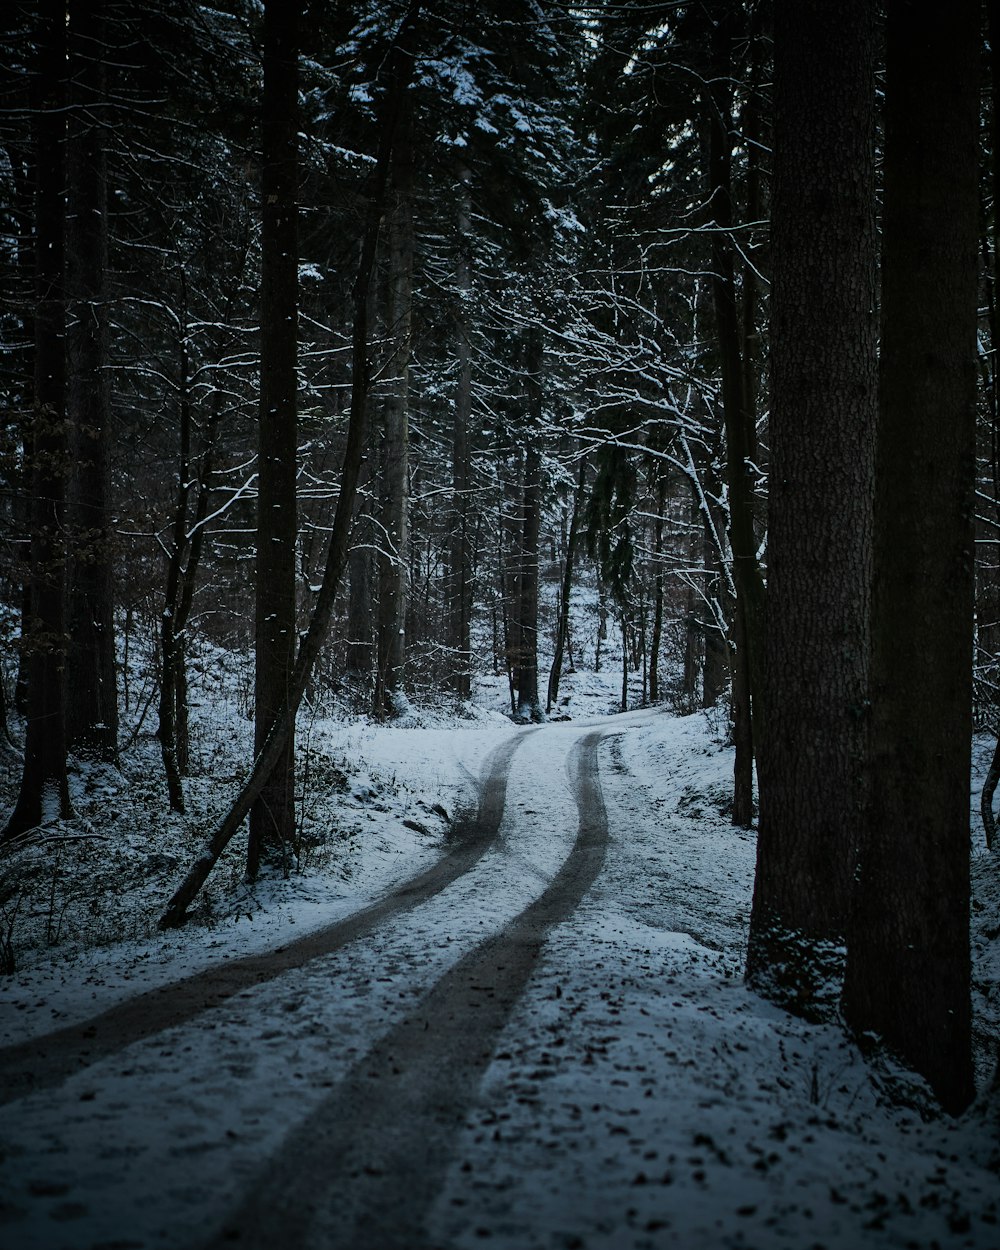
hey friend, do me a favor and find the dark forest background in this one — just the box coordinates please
[0,0,996,1114]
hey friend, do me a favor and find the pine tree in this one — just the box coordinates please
[248,0,301,877]
[4,0,72,841]
[843,0,980,1114]
[66,0,118,764]
[746,0,877,1018]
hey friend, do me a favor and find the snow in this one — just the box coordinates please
[1,675,998,1249]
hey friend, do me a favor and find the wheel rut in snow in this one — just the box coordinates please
[208,729,610,1250]
[0,730,534,1106]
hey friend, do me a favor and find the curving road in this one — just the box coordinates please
[207,730,609,1250]
[0,723,613,1250]
[0,730,534,1106]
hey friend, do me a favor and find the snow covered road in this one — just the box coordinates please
[0,709,997,1250]
[209,730,611,1249]
[0,729,535,1107]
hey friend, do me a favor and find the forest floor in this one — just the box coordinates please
[0,674,999,1249]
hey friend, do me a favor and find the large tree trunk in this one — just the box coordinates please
[248,0,300,878]
[842,0,979,1115]
[979,4,1000,856]
[4,0,72,841]
[746,0,877,1018]
[374,102,413,717]
[65,0,117,764]
[448,161,474,700]
[7,102,35,727]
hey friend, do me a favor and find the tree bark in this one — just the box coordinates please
[746,0,877,1018]
[65,0,117,764]
[448,161,474,700]
[695,445,728,709]
[345,487,374,682]
[547,458,585,713]
[248,0,300,878]
[729,603,753,828]
[648,474,665,705]
[705,8,766,815]
[500,441,522,714]
[979,4,1000,851]
[4,0,72,841]
[515,331,544,723]
[842,0,979,1115]
[981,735,999,853]
[374,101,414,717]
[619,611,629,713]
[0,661,14,755]
[157,321,193,815]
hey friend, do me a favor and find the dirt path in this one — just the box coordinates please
[206,729,609,1250]
[0,730,534,1106]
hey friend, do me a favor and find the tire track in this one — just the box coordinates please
[0,730,533,1106]
[208,728,609,1250]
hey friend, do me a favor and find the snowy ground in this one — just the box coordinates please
[0,663,998,1249]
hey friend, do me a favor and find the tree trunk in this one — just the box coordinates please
[619,612,628,713]
[746,0,877,1018]
[979,5,1000,828]
[980,734,999,853]
[374,101,413,718]
[740,0,763,487]
[157,312,219,808]
[730,606,754,828]
[8,118,35,727]
[158,606,185,813]
[547,458,585,713]
[345,493,374,682]
[65,0,117,764]
[515,333,543,723]
[4,0,72,841]
[159,3,422,927]
[0,661,14,755]
[500,444,522,715]
[842,0,979,1115]
[648,476,665,705]
[696,452,729,709]
[449,161,474,700]
[595,577,606,674]
[248,0,300,878]
[157,315,193,815]
[175,642,190,775]
[705,10,765,821]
